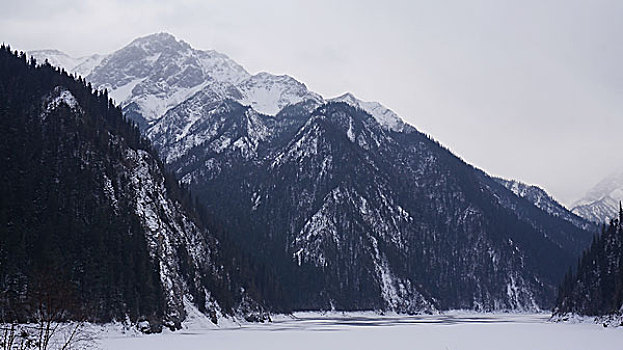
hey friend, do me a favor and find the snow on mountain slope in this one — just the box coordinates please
[148,96,270,164]
[572,196,620,224]
[0,48,278,329]
[124,147,220,328]
[73,54,106,77]
[329,92,406,132]
[32,34,404,136]
[156,99,592,312]
[28,49,104,77]
[88,33,323,126]
[495,178,593,231]
[237,72,323,116]
[28,33,595,314]
[41,86,229,329]
[43,86,81,112]
[572,171,623,223]
[86,33,250,128]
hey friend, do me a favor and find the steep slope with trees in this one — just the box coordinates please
[554,206,623,322]
[0,45,267,331]
[153,99,593,312]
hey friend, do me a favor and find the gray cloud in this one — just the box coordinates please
[1,0,621,205]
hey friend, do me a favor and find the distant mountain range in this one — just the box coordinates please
[27,48,105,77]
[495,178,594,231]
[570,171,623,224]
[22,33,595,317]
[30,33,402,133]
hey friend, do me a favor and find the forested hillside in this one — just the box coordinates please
[0,45,270,331]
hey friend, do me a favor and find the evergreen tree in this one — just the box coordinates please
[554,203,623,317]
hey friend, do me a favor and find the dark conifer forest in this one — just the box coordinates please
[0,45,296,328]
[554,206,623,318]
[0,44,169,323]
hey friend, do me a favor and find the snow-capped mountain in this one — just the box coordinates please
[27,33,593,313]
[495,178,594,231]
[572,171,623,223]
[238,72,323,116]
[32,33,398,134]
[80,33,324,130]
[85,33,249,128]
[28,49,104,77]
[154,98,592,311]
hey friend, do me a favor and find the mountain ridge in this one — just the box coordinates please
[29,33,406,132]
[571,171,623,223]
[154,97,592,311]
[25,33,594,313]
[495,178,594,231]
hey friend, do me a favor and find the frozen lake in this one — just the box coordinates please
[100,312,623,350]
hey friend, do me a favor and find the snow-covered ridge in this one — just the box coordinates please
[499,178,565,213]
[495,177,592,231]
[41,87,81,120]
[237,72,323,116]
[84,33,250,125]
[329,92,405,132]
[29,49,104,77]
[572,196,620,224]
[91,33,322,122]
[30,33,408,134]
[571,171,623,223]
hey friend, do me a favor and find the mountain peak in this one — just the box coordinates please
[572,171,623,223]
[495,177,593,231]
[335,92,357,101]
[131,32,178,43]
[237,72,323,116]
[86,32,250,126]
[127,32,190,52]
[329,92,405,132]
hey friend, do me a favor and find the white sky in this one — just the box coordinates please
[2,0,622,206]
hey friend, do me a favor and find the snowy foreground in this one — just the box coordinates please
[99,312,623,350]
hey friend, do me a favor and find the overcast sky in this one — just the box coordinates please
[2,0,622,205]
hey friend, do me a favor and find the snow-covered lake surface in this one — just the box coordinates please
[100,312,623,350]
